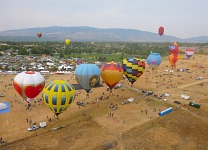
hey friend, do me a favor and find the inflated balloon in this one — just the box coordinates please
[168,43,180,68]
[147,52,162,70]
[101,61,123,91]
[65,39,70,45]
[37,32,42,38]
[13,71,45,102]
[185,48,194,59]
[75,64,101,93]
[168,53,180,69]
[122,58,145,85]
[158,26,164,36]
[169,43,180,54]
[42,80,75,117]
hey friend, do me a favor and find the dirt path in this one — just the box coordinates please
[177,78,208,89]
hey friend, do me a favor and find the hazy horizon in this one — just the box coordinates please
[1,0,208,39]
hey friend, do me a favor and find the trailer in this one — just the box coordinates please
[159,107,172,116]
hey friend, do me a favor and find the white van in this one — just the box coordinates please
[40,122,46,128]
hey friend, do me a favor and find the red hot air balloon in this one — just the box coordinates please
[101,61,123,92]
[13,71,45,103]
[37,32,42,38]
[158,26,164,36]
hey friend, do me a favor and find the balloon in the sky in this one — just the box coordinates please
[37,32,42,38]
[65,39,71,45]
[185,48,194,59]
[122,58,145,85]
[13,71,45,102]
[158,26,164,36]
[42,80,75,117]
[147,52,162,70]
[101,61,123,91]
[75,64,101,93]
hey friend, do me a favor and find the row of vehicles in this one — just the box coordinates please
[28,122,46,132]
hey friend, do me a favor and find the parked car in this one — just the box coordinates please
[173,100,181,104]
[28,125,39,132]
[189,101,201,108]
[146,91,153,96]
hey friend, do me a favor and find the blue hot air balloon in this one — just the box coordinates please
[75,64,101,93]
[147,52,162,70]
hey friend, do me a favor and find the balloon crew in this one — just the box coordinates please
[168,42,180,69]
[122,58,145,87]
[42,80,76,119]
[100,61,123,93]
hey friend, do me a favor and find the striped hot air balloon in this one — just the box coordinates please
[42,80,75,117]
[185,48,194,59]
[122,58,145,85]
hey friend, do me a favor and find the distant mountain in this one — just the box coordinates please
[0,26,207,43]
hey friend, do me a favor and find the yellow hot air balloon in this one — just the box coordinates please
[42,80,75,117]
[101,61,123,92]
[65,38,70,45]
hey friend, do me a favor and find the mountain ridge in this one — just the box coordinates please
[0,26,207,43]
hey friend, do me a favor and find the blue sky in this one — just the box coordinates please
[0,0,208,38]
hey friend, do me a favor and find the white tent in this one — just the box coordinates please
[0,103,8,110]
[181,94,190,100]
[127,97,134,103]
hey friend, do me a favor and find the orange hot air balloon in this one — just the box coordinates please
[158,26,164,36]
[37,32,42,38]
[101,61,123,92]
[168,53,179,69]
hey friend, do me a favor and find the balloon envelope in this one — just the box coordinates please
[13,71,45,101]
[147,52,162,69]
[158,26,164,36]
[42,80,75,116]
[168,53,179,68]
[75,64,101,93]
[122,58,145,85]
[37,32,42,38]
[65,39,70,45]
[185,48,194,59]
[101,61,123,90]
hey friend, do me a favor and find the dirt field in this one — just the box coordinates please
[0,54,208,150]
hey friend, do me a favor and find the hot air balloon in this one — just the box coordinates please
[147,52,162,70]
[42,80,75,117]
[65,39,70,45]
[185,48,194,59]
[168,42,180,69]
[37,32,42,38]
[158,26,164,36]
[13,71,45,103]
[75,64,100,94]
[101,61,123,92]
[122,58,145,85]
